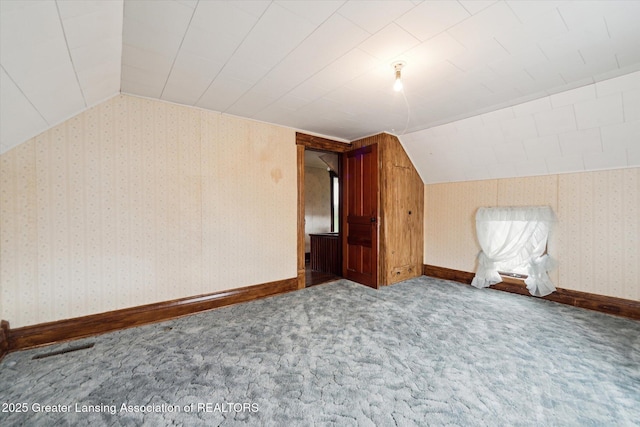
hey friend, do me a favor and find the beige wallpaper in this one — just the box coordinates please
[0,95,297,328]
[557,169,639,300]
[304,166,332,253]
[424,168,639,300]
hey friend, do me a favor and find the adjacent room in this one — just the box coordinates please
[1,1,639,425]
[304,150,341,287]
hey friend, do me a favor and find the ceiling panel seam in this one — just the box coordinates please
[394,1,471,43]
[120,0,125,93]
[55,0,87,108]
[1,64,49,125]
[224,2,350,115]
[193,2,273,107]
[159,0,199,99]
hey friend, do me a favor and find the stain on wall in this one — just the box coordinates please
[0,95,297,328]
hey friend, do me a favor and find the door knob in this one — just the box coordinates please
[370,217,377,223]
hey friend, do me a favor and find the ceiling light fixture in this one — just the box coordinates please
[392,61,405,92]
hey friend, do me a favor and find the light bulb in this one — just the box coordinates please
[393,75,403,92]
[392,62,405,92]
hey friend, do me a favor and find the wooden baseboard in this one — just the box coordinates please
[423,265,640,321]
[6,277,297,353]
[424,265,475,284]
[0,320,9,361]
[297,269,306,290]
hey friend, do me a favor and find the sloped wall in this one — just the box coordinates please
[425,168,639,301]
[0,95,297,328]
[403,71,639,184]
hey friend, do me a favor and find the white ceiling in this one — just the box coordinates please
[1,0,639,182]
[305,150,339,172]
[1,0,122,153]
[305,150,329,169]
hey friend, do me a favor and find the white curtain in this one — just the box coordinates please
[471,206,556,297]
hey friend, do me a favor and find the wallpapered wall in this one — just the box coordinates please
[0,95,297,328]
[425,167,639,301]
[304,166,332,253]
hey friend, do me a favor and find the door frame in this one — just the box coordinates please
[295,133,352,289]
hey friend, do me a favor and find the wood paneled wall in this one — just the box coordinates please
[0,95,297,328]
[351,133,424,285]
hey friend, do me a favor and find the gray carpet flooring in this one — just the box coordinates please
[0,276,639,426]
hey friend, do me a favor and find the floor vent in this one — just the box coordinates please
[32,343,95,360]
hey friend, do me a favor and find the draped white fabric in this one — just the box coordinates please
[471,206,556,297]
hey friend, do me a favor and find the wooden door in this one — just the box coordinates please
[342,144,378,288]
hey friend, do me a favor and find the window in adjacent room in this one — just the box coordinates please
[330,171,339,232]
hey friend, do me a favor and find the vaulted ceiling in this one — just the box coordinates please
[2,0,639,182]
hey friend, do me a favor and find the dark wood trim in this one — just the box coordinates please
[6,278,297,352]
[297,144,306,290]
[310,233,340,276]
[423,265,640,321]
[424,265,475,284]
[0,320,9,361]
[295,132,352,152]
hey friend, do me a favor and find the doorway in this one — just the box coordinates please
[295,133,352,290]
[303,150,342,287]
